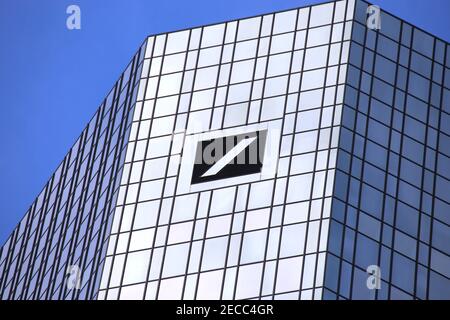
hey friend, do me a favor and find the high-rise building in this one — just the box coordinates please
[1,0,449,300]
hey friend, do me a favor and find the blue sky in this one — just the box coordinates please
[0,0,449,245]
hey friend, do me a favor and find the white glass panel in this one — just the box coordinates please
[237,17,261,41]
[267,53,291,77]
[138,179,164,202]
[310,199,323,220]
[145,77,158,99]
[153,34,166,56]
[258,37,270,56]
[168,221,193,245]
[162,52,186,74]
[134,200,160,229]
[304,45,329,70]
[231,212,244,234]
[297,8,309,30]
[241,230,267,264]
[302,254,316,289]
[186,109,212,134]
[120,283,145,300]
[206,214,232,238]
[260,96,284,121]
[166,30,189,54]
[334,0,346,23]
[125,183,139,204]
[307,25,331,47]
[155,226,168,247]
[142,157,167,181]
[197,270,224,299]
[248,180,274,209]
[270,33,294,54]
[193,219,206,241]
[290,153,315,175]
[287,173,313,202]
[109,254,126,287]
[201,236,228,271]
[149,57,162,76]
[273,178,287,205]
[332,23,344,43]
[231,60,254,83]
[148,247,163,280]
[189,28,201,50]
[150,116,175,137]
[210,187,236,216]
[294,30,307,50]
[172,194,198,223]
[162,243,189,277]
[186,51,198,70]
[235,263,263,299]
[188,241,202,273]
[329,43,341,65]
[221,44,233,63]
[116,232,129,254]
[275,256,302,293]
[284,201,309,224]
[297,109,321,132]
[191,89,215,111]
[123,250,151,285]
[227,82,251,104]
[129,228,155,251]
[146,136,172,158]
[145,37,154,58]
[291,50,304,73]
[273,10,297,34]
[100,257,112,289]
[280,223,306,257]
[202,24,225,47]
[158,73,182,97]
[234,39,258,61]
[261,261,276,296]
[211,106,224,128]
[120,204,135,232]
[261,15,273,37]
[142,100,154,119]
[194,66,218,90]
[158,276,184,299]
[184,274,198,300]
[264,75,288,98]
[306,220,320,254]
[223,103,248,127]
[225,21,237,43]
[310,3,334,28]
[298,88,323,111]
[301,68,326,90]
[137,120,150,140]
[245,208,270,231]
[312,171,326,198]
[198,46,222,68]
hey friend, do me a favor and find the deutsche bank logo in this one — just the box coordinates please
[191,130,267,184]
[177,123,280,193]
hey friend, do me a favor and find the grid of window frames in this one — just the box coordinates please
[0,42,147,300]
[98,0,356,300]
[324,0,450,300]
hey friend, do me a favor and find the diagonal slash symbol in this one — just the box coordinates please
[201,137,257,177]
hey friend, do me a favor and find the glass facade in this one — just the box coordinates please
[323,0,450,300]
[0,42,147,299]
[0,0,449,300]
